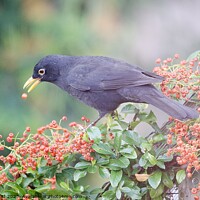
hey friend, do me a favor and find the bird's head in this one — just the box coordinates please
[23,55,62,92]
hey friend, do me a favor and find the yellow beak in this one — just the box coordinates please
[23,77,41,93]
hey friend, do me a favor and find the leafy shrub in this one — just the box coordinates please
[0,52,199,200]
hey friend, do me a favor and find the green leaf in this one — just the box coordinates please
[38,165,57,178]
[139,154,148,167]
[116,188,122,199]
[5,182,26,196]
[102,190,115,200]
[60,182,71,191]
[121,186,141,199]
[154,196,163,200]
[22,177,34,188]
[114,133,122,151]
[121,103,137,114]
[16,176,23,185]
[73,185,85,193]
[152,134,165,143]
[151,122,162,133]
[176,170,186,184]
[45,187,69,196]
[99,167,110,179]
[162,172,173,188]
[97,158,110,165]
[33,179,41,188]
[57,168,75,182]
[149,184,164,198]
[146,152,157,165]
[108,157,130,170]
[148,171,162,189]
[6,170,14,181]
[121,187,131,193]
[1,190,18,197]
[118,120,129,130]
[129,121,141,129]
[87,165,98,173]
[140,187,148,196]
[156,161,165,169]
[157,155,173,162]
[75,161,91,169]
[87,126,102,141]
[120,147,133,154]
[92,143,114,155]
[74,170,87,181]
[90,188,104,195]
[26,189,37,197]
[109,121,123,132]
[110,170,122,187]
[63,154,76,164]
[139,111,157,124]
[120,147,137,159]
[166,169,174,180]
[39,157,48,167]
[35,184,51,193]
[140,142,152,152]
[123,130,141,146]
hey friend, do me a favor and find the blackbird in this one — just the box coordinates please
[23,55,198,122]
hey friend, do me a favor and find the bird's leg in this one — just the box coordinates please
[132,109,139,121]
[110,111,115,119]
[86,116,102,129]
[110,110,119,121]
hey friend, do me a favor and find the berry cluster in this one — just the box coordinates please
[154,54,200,198]
[43,176,56,190]
[16,194,39,200]
[167,120,199,171]
[153,54,200,100]
[0,116,94,189]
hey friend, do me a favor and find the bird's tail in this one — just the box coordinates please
[142,92,198,120]
[119,85,199,120]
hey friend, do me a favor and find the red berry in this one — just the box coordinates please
[23,132,28,138]
[8,132,14,138]
[155,58,162,64]
[187,172,192,178]
[167,58,172,63]
[81,116,86,121]
[191,188,198,194]
[69,122,77,127]
[174,54,179,59]
[194,196,199,200]
[6,137,12,143]
[20,137,25,142]
[26,127,31,132]
[0,146,4,151]
[21,93,28,100]
[62,116,67,121]
[86,118,90,123]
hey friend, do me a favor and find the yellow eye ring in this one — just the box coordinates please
[38,68,45,76]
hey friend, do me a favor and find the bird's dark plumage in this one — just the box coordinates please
[26,55,199,121]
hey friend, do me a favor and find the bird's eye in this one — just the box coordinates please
[38,68,45,76]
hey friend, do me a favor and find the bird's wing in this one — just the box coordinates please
[67,62,163,91]
[100,70,163,90]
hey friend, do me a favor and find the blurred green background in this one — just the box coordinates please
[1,0,200,135]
